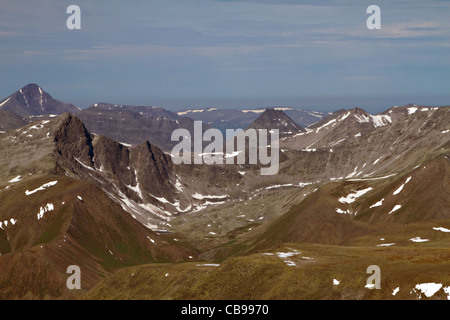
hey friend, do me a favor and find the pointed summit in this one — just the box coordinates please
[246,108,305,136]
[0,84,80,117]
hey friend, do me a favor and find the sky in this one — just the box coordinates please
[1,0,450,113]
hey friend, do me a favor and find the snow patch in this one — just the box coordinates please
[407,107,418,115]
[315,119,336,133]
[9,176,21,183]
[37,203,54,220]
[276,251,298,259]
[192,193,228,200]
[126,181,143,199]
[433,227,450,233]
[25,181,58,196]
[174,177,183,192]
[370,114,392,128]
[409,237,429,243]
[74,157,95,171]
[389,205,401,214]
[392,176,412,196]
[377,243,395,247]
[276,249,302,267]
[119,142,133,147]
[444,286,450,300]
[413,283,442,298]
[339,111,350,121]
[265,182,312,190]
[355,113,370,123]
[241,109,265,114]
[0,97,11,107]
[0,217,18,229]
[370,198,384,208]
[373,157,382,165]
[392,184,405,196]
[338,187,373,204]
[347,173,397,182]
[262,249,306,267]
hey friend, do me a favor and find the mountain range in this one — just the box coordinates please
[178,106,328,135]
[0,84,449,300]
[0,85,323,151]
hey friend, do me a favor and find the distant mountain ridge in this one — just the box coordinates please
[75,105,211,151]
[177,107,328,134]
[90,103,179,120]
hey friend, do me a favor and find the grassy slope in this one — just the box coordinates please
[0,175,196,299]
[85,243,450,300]
[82,153,449,301]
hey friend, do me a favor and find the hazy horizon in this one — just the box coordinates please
[2,82,450,114]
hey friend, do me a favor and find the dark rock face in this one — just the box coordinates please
[51,113,175,195]
[0,84,80,117]
[129,141,174,196]
[246,108,305,136]
[48,113,182,227]
[53,113,95,167]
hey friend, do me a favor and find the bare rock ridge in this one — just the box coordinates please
[0,83,80,117]
[51,113,177,201]
[47,113,196,230]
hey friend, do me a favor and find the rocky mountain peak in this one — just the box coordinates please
[52,113,95,167]
[0,83,80,117]
[246,108,305,136]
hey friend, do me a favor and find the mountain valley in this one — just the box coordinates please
[0,84,449,300]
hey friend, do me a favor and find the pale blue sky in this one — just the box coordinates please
[1,0,449,112]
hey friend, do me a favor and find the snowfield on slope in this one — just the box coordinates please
[338,187,373,204]
[25,181,58,196]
